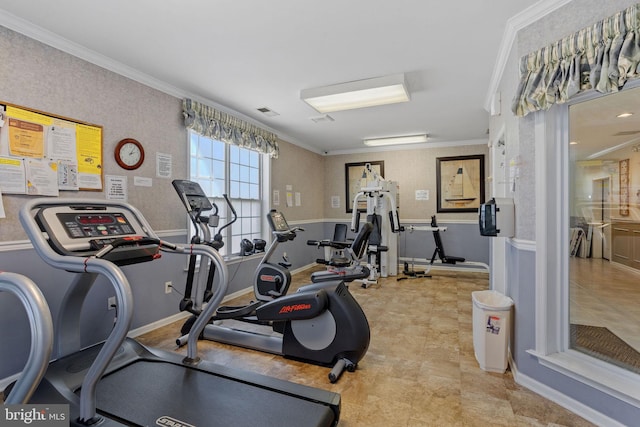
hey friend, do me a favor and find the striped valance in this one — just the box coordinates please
[512,4,640,117]
[183,99,279,158]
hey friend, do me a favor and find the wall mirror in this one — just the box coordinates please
[569,85,640,374]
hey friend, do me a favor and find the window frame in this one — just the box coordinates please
[188,130,270,257]
[530,83,640,407]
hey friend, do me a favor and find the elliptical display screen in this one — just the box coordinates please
[268,211,289,232]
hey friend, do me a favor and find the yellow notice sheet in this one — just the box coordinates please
[76,124,102,190]
[8,118,45,158]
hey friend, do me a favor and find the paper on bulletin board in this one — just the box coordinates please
[286,192,293,207]
[0,156,26,194]
[295,192,301,206]
[0,103,104,191]
[273,190,280,206]
[56,159,79,191]
[8,118,45,158]
[26,158,59,196]
[331,196,340,208]
[47,124,77,161]
[76,124,102,189]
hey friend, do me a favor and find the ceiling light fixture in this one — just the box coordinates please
[617,112,633,118]
[363,134,428,147]
[300,73,409,113]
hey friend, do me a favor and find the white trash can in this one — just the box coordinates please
[472,290,514,373]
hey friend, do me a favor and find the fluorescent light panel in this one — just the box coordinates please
[364,134,428,147]
[301,74,409,113]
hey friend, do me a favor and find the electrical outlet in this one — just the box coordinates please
[165,281,172,294]
[108,296,116,310]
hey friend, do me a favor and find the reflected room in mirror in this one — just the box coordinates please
[569,85,640,375]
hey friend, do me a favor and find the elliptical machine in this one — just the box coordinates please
[172,180,370,382]
[173,179,234,319]
[173,180,293,339]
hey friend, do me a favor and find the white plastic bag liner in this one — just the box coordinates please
[472,290,514,373]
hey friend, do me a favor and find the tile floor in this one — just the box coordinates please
[570,257,640,352]
[137,267,596,427]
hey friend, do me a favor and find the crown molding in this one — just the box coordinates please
[484,0,574,111]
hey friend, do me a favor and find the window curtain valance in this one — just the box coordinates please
[512,3,640,117]
[183,98,279,158]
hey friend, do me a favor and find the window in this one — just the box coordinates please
[189,130,264,256]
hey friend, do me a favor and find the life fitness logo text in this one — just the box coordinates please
[156,415,196,427]
[260,274,278,282]
[279,303,311,314]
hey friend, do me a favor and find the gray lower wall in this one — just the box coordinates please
[507,241,640,425]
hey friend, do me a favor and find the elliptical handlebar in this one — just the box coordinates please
[213,194,237,245]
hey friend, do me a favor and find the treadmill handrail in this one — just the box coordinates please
[19,198,229,423]
[1,271,54,404]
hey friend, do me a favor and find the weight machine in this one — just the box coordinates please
[350,163,400,287]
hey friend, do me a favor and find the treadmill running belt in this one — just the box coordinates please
[94,360,335,427]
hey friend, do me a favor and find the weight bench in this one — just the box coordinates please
[429,215,465,265]
[398,215,467,281]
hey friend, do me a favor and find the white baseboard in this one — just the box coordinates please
[509,355,626,427]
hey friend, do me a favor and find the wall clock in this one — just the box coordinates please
[114,138,145,170]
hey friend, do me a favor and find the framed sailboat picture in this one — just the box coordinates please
[436,155,485,213]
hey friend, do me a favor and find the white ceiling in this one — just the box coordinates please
[570,85,640,161]
[0,1,554,154]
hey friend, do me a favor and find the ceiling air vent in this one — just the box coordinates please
[257,107,279,117]
[310,115,335,123]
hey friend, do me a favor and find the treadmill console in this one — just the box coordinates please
[35,204,155,264]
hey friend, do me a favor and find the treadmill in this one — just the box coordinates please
[18,198,340,426]
[1,271,54,404]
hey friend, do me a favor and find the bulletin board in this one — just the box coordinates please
[0,102,103,195]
